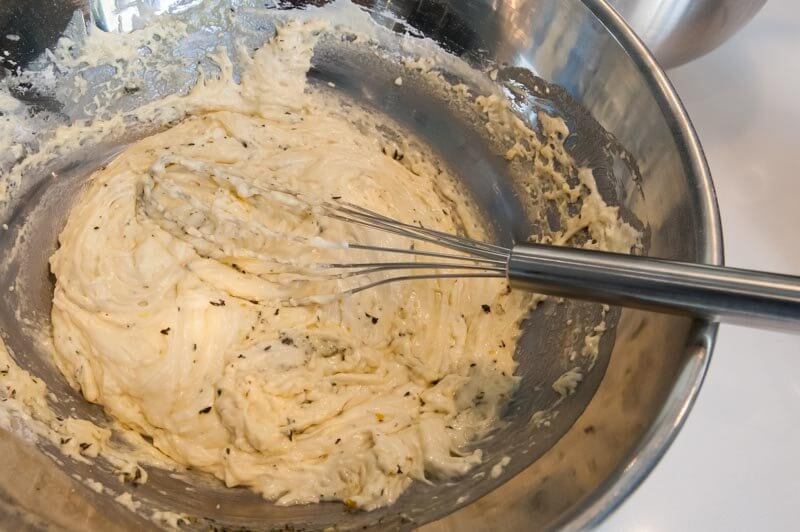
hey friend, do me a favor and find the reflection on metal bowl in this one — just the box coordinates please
[0,0,720,530]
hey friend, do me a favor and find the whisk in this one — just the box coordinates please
[297,199,800,331]
[145,156,800,331]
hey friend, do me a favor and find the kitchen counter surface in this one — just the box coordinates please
[601,1,800,530]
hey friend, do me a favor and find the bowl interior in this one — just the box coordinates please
[0,0,716,530]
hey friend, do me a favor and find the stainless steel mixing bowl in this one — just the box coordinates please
[0,0,720,530]
[607,0,767,68]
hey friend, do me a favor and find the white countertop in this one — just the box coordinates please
[601,1,800,530]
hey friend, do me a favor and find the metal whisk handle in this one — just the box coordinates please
[507,244,800,331]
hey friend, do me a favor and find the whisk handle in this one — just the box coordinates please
[507,244,800,331]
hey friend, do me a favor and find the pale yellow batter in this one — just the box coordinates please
[49,21,530,510]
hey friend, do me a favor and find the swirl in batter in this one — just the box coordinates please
[49,21,531,509]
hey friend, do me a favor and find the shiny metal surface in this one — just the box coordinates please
[0,0,721,530]
[509,244,800,330]
[607,0,766,67]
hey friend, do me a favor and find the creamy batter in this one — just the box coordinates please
[49,21,531,510]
